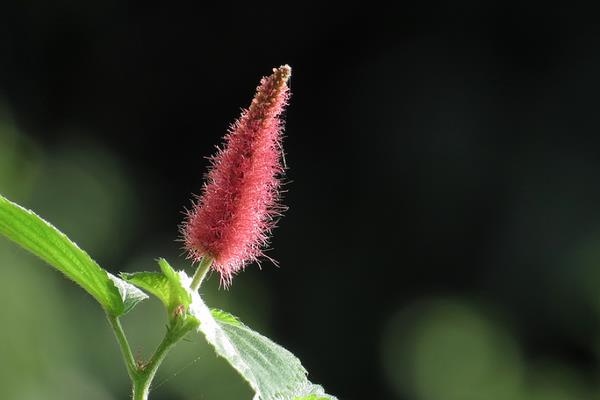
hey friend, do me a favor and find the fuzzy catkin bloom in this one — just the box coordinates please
[183,65,291,285]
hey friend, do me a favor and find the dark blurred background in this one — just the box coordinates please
[2,2,600,400]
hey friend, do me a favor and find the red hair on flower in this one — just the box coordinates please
[183,65,291,285]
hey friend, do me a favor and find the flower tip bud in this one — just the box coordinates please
[183,65,292,286]
[276,64,292,81]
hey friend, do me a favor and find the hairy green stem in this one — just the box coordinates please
[131,325,191,400]
[190,256,213,291]
[108,257,212,399]
[109,312,196,400]
[107,314,137,381]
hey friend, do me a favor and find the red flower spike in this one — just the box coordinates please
[183,65,291,286]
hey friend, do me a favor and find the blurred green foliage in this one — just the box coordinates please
[382,298,600,400]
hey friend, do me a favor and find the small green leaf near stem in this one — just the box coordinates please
[190,256,213,291]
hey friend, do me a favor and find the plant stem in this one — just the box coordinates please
[190,255,213,291]
[109,312,196,400]
[109,257,208,400]
[107,314,137,381]
[131,322,195,400]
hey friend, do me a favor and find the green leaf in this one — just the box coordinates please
[122,258,191,316]
[179,273,337,400]
[293,395,333,400]
[211,308,242,326]
[108,273,149,315]
[0,193,147,315]
[119,271,167,302]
